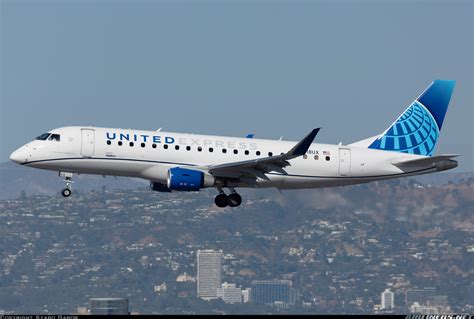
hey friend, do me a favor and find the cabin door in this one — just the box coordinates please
[81,129,95,157]
[339,148,351,176]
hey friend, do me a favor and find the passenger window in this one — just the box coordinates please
[141,143,146,148]
[186,146,191,151]
[164,144,168,149]
[175,145,180,150]
[268,152,273,156]
[233,149,238,154]
[152,144,157,148]
[118,141,123,146]
[198,147,202,152]
[107,140,111,145]
[256,151,261,156]
[209,148,214,152]
[314,155,319,160]
[35,133,50,140]
[129,142,134,147]
[244,150,249,155]
[303,154,308,159]
[222,149,227,154]
[325,156,330,161]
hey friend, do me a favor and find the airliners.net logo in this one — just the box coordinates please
[406,315,473,319]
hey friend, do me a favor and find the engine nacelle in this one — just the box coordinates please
[149,182,172,193]
[167,167,215,191]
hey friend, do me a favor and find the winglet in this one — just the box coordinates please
[287,128,320,158]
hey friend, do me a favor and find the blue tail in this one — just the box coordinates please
[368,80,455,156]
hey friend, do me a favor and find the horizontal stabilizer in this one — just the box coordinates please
[392,154,459,167]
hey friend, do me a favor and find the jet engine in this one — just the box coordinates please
[166,167,215,191]
[149,182,172,192]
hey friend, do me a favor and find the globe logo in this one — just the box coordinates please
[369,101,439,156]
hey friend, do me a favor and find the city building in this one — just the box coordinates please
[242,288,251,303]
[216,282,242,304]
[154,282,167,293]
[381,288,395,310]
[427,295,448,307]
[470,283,474,306]
[405,288,436,307]
[410,302,440,315]
[427,295,450,313]
[89,298,129,315]
[75,307,88,315]
[250,280,297,306]
[197,249,223,300]
[176,272,196,282]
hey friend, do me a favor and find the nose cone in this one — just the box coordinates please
[10,148,25,164]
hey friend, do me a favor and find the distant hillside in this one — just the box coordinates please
[409,171,474,186]
[0,161,146,200]
[0,161,472,200]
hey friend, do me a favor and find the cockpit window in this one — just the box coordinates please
[35,133,60,141]
[48,134,60,141]
[36,133,51,140]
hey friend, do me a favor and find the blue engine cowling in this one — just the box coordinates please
[166,167,215,191]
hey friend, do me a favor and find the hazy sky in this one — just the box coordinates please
[1,0,473,171]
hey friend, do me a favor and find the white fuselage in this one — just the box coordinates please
[10,126,444,189]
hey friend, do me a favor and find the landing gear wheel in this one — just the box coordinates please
[228,193,242,207]
[59,172,74,198]
[215,194,229,207]
[61,188,71,197]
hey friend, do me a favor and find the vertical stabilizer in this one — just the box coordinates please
[367,80,455,156]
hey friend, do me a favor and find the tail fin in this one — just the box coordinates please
[367,80,455,156]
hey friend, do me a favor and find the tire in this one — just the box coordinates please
[215,194,228,207]
[228,193,242,207]
[61,188,71,197]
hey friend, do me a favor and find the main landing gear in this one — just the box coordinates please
[214,187,242,208]
[60,172,73,198]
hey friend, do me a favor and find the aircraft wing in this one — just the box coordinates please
[392,154,460,167]
[207,128,320,186]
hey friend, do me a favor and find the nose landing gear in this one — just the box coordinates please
[214,187,242,208]
[61,188,72,197]
[60,172,73,198]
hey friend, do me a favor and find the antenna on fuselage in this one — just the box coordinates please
[156,128,162,132]
[279,136,284,141]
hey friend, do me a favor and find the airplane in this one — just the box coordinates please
[10,80,459,208]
